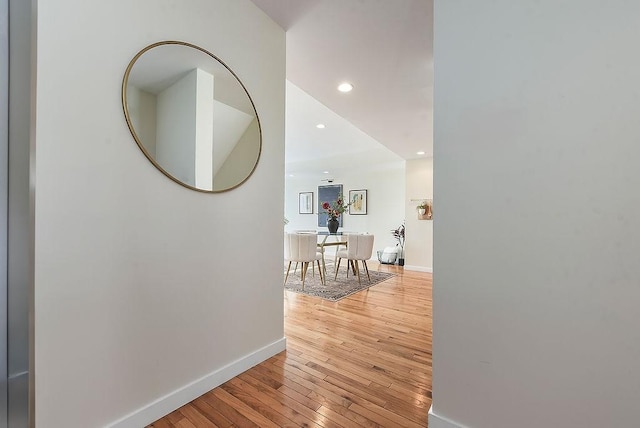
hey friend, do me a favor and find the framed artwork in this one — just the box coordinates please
[349,189,367,215]
[317,184,343,227]
[299,192,314,214]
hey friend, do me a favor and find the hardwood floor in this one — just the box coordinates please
[148,263,432,427]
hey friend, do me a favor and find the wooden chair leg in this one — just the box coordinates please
[316,260,324,285]
[284,261,292,285]
[301,262,308,290]
[321,254,326,278]
[363,260,371,283]
[347,260,356,278]
[333,244,342,266]
[334,258,342,280]
[354,260,361,285]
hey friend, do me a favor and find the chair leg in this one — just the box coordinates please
[354,260,361,285]
[363,260,371,283]
[334,258,342,280]
[346,260,354,278]
[294,262,299,274]
[284,261,292,285]
[316,260,324,285]
[301,262,308,290]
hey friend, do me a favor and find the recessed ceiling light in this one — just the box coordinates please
[337,82,353,93]
[323,171,330,174]
[416,151,426,155]
[316,124,325,129]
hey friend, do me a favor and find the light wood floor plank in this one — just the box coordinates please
[190,399,233,427]
[177,405,219,428]
[236,374,323,427]
[148,263,432,427]
[199,391,260,427]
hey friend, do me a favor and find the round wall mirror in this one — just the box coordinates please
[122,41,261,192]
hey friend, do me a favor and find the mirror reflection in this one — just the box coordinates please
[122,41,261,192]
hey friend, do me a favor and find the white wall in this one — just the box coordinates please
[432,1,640,428]
[214,119,260,190]
[285,166,406,260]
[32,1,285,427]
[211,99,253,179]
[127,86,157,157]
[284,163,434,271]
[405,157,433,271]
[156,68,199,186]
[194,69,215,190]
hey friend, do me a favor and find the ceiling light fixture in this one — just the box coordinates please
[316,124,325,129]
[323,171,330,174]
[416,151,425,155]
[337,82,353,93]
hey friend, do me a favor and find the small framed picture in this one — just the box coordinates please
[349,189,367,215]
[299,192,314,214]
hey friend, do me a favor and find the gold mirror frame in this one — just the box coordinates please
[122,41,262,193]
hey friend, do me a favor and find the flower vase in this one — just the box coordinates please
[327,218,339,233]
[397,248,405,266]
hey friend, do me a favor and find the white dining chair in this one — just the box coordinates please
[334,234,375,285]
[291,230,319,274]
[284,232,325,289]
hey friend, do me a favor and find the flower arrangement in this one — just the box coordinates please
[321,194,350,220]
[416,200,433,219]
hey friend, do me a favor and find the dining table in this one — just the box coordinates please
[316,231,348,277]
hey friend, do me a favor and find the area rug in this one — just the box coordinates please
[283,263,395,301]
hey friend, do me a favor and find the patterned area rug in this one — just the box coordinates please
[283,262,395,301]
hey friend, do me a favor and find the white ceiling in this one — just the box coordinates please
[285,80,405,178]
[251,0,433,178]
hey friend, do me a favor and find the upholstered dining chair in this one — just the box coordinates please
[284,232,325,289]
[291,230,319,274]
[334,234,375,285]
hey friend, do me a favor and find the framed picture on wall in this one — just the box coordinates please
[299,192,314,214]
[318,184,343,227]
[349,189,367,215]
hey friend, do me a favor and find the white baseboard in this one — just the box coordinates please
[107,337,287,428]
[429,405,467,428]
[404,264,433,273]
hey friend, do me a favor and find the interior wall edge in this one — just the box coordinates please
[402,265,433,273]
[428,406,468,428]
[106,337,286,428]
[0,0,8,424]
[7,0,34,426]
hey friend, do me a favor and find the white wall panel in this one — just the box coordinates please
[32,1,285,426]
[432,1,640,427]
